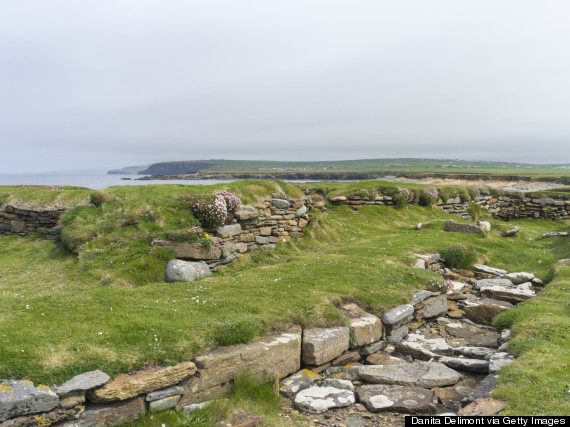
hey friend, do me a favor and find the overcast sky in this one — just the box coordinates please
[1,1,569,173]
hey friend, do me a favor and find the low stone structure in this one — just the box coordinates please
[0,205,63,240]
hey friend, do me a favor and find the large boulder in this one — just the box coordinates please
[302,327,350,366]
[356,384,437,414]
[165,260,211,282]
[0,380,59,422]
[443,220,483,234]
[358,362,463,388]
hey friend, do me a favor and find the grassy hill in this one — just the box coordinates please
[0,180,569,418]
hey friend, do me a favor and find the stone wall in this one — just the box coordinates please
[154,193,325,271]
[328,194,570,221]
[0,205,63,241]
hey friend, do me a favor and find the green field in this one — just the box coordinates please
[1,181,569,419]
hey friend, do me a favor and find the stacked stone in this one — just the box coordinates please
[328,193,570,220]
[156,194,322,275]
[0,205,63,240]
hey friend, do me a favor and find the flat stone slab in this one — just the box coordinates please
[474,278,515,290]
[472,264,507,277]
[438,356,490,373]
[294,386,355,414]
[0,380,59,422]
[414,295,448,319]
[453,346,496,359]
[410,290,440,306]
[381,305,414,327]
[365,353,406,366]
[56,370,110,397]
[542,232,569,238]
[88,362,196,403]
[358,361,463,388]
[356,384,437,414]
[443,220,483,234]
[70,396,146,426]
[146,386,185,402]
[385,324,409,345]
[216,224,242,238]
[359,340,386,356]
[481,286,535,304]
[321,379,355,391]
[504,272,534,285]
[395,333,453,360]
[462,298,514,326]
[279,369,322,398]
[149,394,181,412]
[302,327,350,366]
[165,260,211,282]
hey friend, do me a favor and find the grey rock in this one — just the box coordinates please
[462,298,514,325]
[279,369,322,398]
[542,232,569,238]
[501,226,520,237]
[359,340,386,356]
[452,347,496,359]
[381,304,414,327]
[65,397,145,426]
[504,272,534,285]
[410,290,439,306]
[146,386,185,402]
[498,329,511,346]
[271,199,290,209]
[472,264,507,277]
[56,370,110,397]
[302,327,350,366]
[358,361,463,388]
[463,375,497,403]
[254,236,269,245]
[356,384,436,414]
[438,356,489,373]
[342,304,383,346]
[181,400,214,414]
[412,259,427,269]
[165,260,211,282]
[385,324,409,344]
[294,386,355,414]
[473,278,515,290]
[477,220,491,232]
[215,224,242,238]
[489,352,515,374]
[220,242,237,258]
[414,295,448,319]
[0,380,59,422]
[481,286,535,304]
[323,366,361,381]
[531,277,544,287]
[395,333,453,360]
[295,205,307,217]
[321,378,355,391]
[235,206,259,221]
[443,220,483,234]
[149,395,181,412]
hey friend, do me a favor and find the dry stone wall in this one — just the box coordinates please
[0,205,63,241]
[329,193,570,221]
[154,193,325,271]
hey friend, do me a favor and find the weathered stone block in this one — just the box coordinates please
[88,362,196,403]
[0,380,59,422]
[271,199,290,209]
[64,397,145,426]
[177,329,301,406]
[149,395,181,412]
[216,224,242,238]
[302,327,350,366]
[165,260,211,282]
[342,304,383,347]
[381,305,414,328]
[443,220,483,234]
[414,295,448,319]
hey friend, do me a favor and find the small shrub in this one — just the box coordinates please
[457,188,470,203]
[489,188,503,197]
[393,187,412,208]
[419,187,438,206]
[90,192,105,207]
[213,318,266,346]
[439,243,476,269]
[467,187,481,199]
[351,188,370,199]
